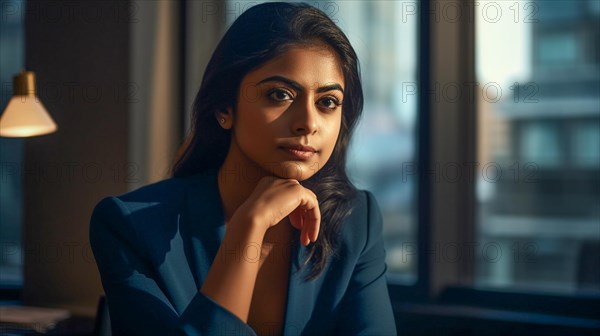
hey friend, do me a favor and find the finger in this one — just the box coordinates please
[311,213,320,242]
[294,184,319,245]
[295,208,311,246]
[310,211,320,243]
[297,211,305,246]
[303,210,317,244]
[299,208,309,244]
[305,197,321,244]
[288,208,303,230]
[302,226,310,246]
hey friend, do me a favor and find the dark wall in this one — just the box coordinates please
[24,0,130,315]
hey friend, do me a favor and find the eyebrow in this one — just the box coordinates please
[256,75,344,94]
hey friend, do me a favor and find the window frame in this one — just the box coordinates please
[386,0,600,325]
[0,0,25,295]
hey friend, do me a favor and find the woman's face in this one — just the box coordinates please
[221,44,345,181]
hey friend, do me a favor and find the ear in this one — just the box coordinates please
[215,106,233,129]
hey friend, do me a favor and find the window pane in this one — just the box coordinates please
[573,122,600,168]
[0,0,25,287]
[537,33,578,64]
[226,0,419,284]
[338,1,418,284]
[518,122,561,168]
[475,0,600,293]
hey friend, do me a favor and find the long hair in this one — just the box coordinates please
[171,2,363,281]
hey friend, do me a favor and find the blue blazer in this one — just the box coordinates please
[89,167,397,335]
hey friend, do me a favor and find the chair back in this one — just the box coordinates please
[93,295,112,336]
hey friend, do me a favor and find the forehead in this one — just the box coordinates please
[243,45,345,89]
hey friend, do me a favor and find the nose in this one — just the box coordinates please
[291,98,318,135]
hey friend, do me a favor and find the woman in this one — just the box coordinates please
[90,2,397,335]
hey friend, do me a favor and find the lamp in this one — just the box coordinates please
[0,70,57,137]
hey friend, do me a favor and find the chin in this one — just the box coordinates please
[268,162,318,181]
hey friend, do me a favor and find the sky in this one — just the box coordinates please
[476,0,532,88]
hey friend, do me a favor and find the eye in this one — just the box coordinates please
[318,96,342,111]
[267,88,294,102]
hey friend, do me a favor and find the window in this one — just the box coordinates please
[590,0,600,16]
[537,34,579,65]
[536,1,582,21]
[334,1,419,285]
[475,0,600,293]
[0,0,25,287]
[572,121,600,168]
[518,122,561,168]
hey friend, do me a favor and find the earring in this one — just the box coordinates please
[220,118,225,124]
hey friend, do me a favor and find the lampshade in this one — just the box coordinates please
[0,71,58,137]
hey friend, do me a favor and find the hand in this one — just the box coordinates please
[233,176,320,246]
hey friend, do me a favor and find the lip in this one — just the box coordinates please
[279,145,318,160]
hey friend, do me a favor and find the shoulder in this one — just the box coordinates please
[89,172,211,243]
[89,169,218,235]
[336,189,384,260]
[115,176,188,207]
[89,177,177,232]
[90,177,185,220]
[91,166,220,215]
[88,175,205,260]
[349,189,381,220]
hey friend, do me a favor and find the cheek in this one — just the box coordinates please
[320,115,342,157]
[235,104,276,137]
[327,115,342,145]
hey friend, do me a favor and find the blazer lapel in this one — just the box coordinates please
[283,230,317,335]
[182,168,227,288]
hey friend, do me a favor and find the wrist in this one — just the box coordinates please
[226,212,267,242]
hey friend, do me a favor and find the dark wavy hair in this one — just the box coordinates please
[171,2,363,281]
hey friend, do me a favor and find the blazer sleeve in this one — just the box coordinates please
[89,196,257,336]
[334,191,398,335]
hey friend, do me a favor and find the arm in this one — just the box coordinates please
[200,213,267,323]
[89,196,257,336]
[334,191,398,335]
